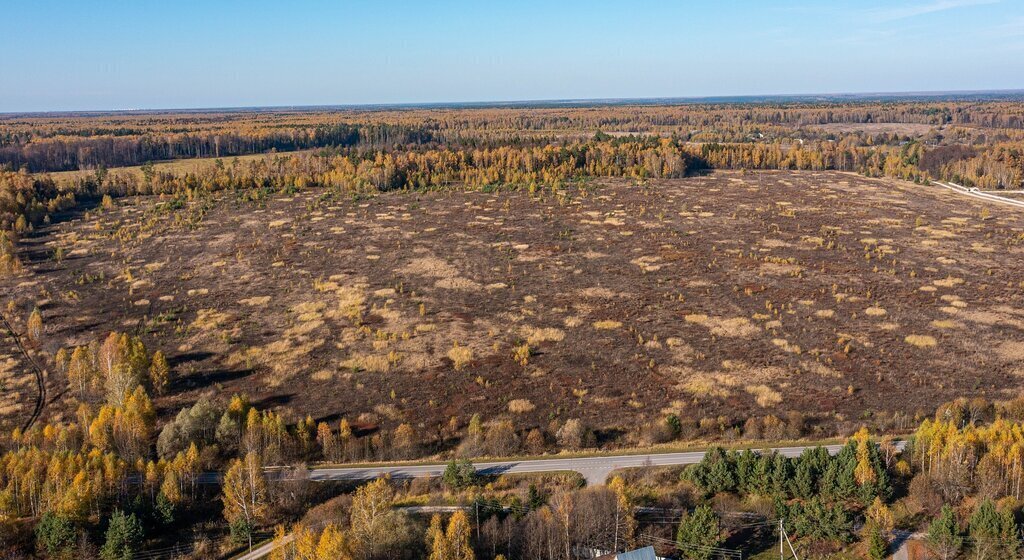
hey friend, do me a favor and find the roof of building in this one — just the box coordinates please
[615,546,659,560]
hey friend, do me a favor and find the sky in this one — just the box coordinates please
[1,0,1023,112]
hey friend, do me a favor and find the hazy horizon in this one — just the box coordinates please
[4,88,1024,116]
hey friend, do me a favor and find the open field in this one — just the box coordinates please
[3,170,1024,439]
[42,149,315,183]
[808,122,939,135]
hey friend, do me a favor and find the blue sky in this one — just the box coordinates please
[1,0,1022,112]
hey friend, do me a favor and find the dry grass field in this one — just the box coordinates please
[4,170,1024,439]
[41,149,316,183]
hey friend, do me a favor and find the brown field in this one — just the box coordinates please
[42,149,315,183]
[4,170,1024,440]
[809,122,939,135]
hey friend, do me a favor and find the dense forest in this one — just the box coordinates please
[3,101,1024,183]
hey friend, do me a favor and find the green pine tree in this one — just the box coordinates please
[35,512,76,560]
[927,505,963,560]
[677,504,722,560]
[100,510,143,560]
[865,523,889,560]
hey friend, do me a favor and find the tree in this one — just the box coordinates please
[315,524,352,560]
[446,510,475,560]
[148,351,170,395]
[393,422,417,459]
[997,509,1019,559]
[676,504,721,560]
[484,420,519,457]
[665,414,682,439]
[608,476,637,550]
[222,453,268,549]
[865,522,889,560]
[443,459,478,490]
[35,512,76,560]
[26,307,43,343]
[349,477,399,559]
[67,346,96,399]
[969,499,1017,560]
[686,447,735,495]
[100,510,143,560]
[927,505,963,560]
[427,514,448,560]
[426,510,475,560]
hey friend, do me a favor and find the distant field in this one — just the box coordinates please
[809,122,938,135]
[42,149,314,183]
[4,170,1024,438]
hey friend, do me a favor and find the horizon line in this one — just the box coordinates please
[3,87,1024,117]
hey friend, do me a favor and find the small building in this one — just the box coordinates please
[593,546,661,560]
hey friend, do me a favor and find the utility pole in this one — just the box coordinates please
[779,519,799,560]
[613,500,620,553]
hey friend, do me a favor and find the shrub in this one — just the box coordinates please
[556,418,593,450]
[447,343,473,371]
[508,399,535,414]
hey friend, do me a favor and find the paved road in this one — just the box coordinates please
[306,442,889,486]
[232,441,905,558]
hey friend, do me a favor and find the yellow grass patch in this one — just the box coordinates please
[342,353,392,373]
[447,344,474,370]
[710,317,759,338]
[995,341,1024,363]
[746,384,783,407]
[864,307,887,317]
[593,320,622,330]
[311,369,334,381]
[191,308,231,331]
[679,372,735,399]
[684,314,709,324]
[522,327,566,345]
[933,276,965,288]
[508,399,536,413]
[905,334,938,348]
[631,255,663,272]
[771,338,801,354]
[239,296,272,307]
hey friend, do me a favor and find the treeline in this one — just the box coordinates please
[7,100,1024,173]
[677,398,1024,559]
[0,123,440,172]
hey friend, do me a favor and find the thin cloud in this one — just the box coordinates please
[988,16,1024,37]
[867,0,1000,22]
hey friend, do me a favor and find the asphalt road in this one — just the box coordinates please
[232,441,905,559]
[306,443,872,486]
